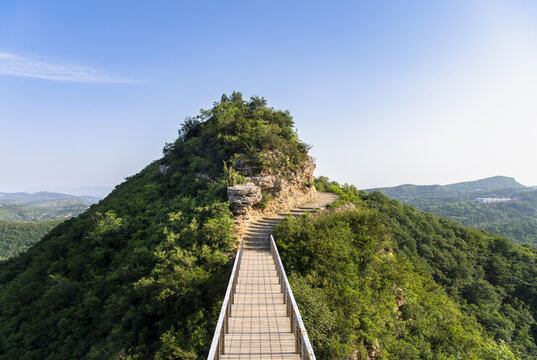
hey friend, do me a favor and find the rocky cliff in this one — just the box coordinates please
[227,153,319,232]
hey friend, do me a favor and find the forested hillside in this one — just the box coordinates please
[0,93,311,359]
[274,177,537,359]
[1,94,535,359]
[367,176,537,246]
[0,220,61,260]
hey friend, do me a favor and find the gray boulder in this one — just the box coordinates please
[227,183,262,215]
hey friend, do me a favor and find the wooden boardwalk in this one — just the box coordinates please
[222,217,298,359]
[221,193,339,360]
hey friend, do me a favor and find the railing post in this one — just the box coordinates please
[231,281,234,306]
[225,304,228,333]
[290,309,294,332]
[219,329,224,355]
[295,322,299,353]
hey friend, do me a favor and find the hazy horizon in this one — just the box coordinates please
[0,185,113,198]
[2,1,537,190]
[0,174,533,195]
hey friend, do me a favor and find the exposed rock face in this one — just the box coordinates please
[395,286,406,310]
[233,158,257,177]
[227,183,263,215]
[158,165,170,175]
[368,342,380,359]
[248,175,279,191]
[227,153,319,234]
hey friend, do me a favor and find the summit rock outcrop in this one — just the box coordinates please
[227,153,319,231]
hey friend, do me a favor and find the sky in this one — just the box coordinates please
[1,0,537,193]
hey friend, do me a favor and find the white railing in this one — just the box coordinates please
[207,239,243,360]
[207,235,316,360]
[270,235,316,360]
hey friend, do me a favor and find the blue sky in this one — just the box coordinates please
[2,0,537,192]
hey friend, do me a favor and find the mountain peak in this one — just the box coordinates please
[445,176,525,192]
[0,93,316,359]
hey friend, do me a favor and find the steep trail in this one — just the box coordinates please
[221,192,339,359]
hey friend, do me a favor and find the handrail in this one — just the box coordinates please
[270,235,316,360]
[207,239,243,360]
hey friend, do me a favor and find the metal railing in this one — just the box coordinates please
[207,239,243,360]
[207,235,316,360]
[270,234,316,360]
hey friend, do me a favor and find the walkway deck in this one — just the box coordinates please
[220,192,339,360]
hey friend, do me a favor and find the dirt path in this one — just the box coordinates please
[243,191,340,240]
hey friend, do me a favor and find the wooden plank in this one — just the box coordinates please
[221,223,299,360]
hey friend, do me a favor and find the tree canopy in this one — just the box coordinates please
[273,177,537,359]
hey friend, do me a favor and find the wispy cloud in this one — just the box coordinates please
[0,52,132,83]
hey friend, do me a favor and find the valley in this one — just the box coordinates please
[0,191,99,222]
[0,192,101,259]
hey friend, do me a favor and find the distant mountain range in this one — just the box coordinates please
[21,186,112,198]
[0,191,99,204]
[367,176,526,200]
[0,191,103,259]
[366,176,537,246]
[0,191,100,222]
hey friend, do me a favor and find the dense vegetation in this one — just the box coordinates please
[162,92,310,178]
[367,176,537,246]
[0,93,308,359]
[0,220,61,260]
[273,177,537,359]
[3,93,535,359]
